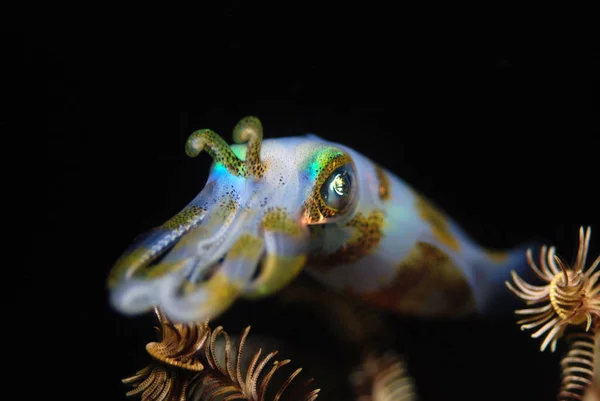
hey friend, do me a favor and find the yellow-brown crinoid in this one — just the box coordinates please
[558,328,600,401]
[123,307,320,401]
[506,226,600,352]
[123,307,209,401]
[350,351,418,401]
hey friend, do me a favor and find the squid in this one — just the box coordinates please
[108,116,537,323]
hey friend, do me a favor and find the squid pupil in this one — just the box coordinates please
[320,166,353,211]
[331,174,347,196]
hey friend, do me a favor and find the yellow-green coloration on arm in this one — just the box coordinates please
[162,206,205,230]
[108,207,206,287]
[180,233,265,300]
[414,195,461,252]
[108,248,187,287]
[243,207,308,299]
[181,271,242,312]
[145,260,189,280]
[186,128,248,176]
[357,241,476,316]
[108,247,155,287]
[168,198,240,252]
[232,116,267,179]
[245,254,307,299]
[227,233,264,260]
[308,210,386,270]
[303,148,353,224]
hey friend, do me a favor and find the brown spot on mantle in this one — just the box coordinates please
[308,210,385,270]
[355,241,475,316]
[414,196,461,252]
[374,164,391,201]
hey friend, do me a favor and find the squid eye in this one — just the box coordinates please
[320,164,355,212]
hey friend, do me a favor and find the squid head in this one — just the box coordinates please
[108,116,359,322]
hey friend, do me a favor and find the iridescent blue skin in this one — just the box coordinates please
[108,117,535,323]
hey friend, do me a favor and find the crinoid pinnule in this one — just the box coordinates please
[123,364,192,401]
[122,307,320,401]
[122,307,210,401]
[190,325,320,401]
[506,226,600,352]
[351,351,417,401]
[559,328,599,401]
[145,307,209,371]
[582,333,600,401]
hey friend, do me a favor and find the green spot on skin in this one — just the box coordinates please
[307,147,346,181]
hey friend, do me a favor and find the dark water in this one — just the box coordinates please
[11,17,596,401]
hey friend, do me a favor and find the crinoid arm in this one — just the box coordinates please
[279,275,416,401]
[506,226,600,352]
[506,226,600,400]
[559,327,599,401]
[122,307,208,401]
[121,308,320,401]
[350,351,418,401]
[582,331,600,401]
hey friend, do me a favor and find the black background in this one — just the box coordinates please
[8,11,598,401]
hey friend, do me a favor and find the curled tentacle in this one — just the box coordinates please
[186,128,247,176]
[233,116,267,179]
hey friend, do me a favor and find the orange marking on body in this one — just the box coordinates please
[414,196,461,252]
[486,250,509,263]
[354,241,475,316]
[374,164,391,201]
[308,210,385,270]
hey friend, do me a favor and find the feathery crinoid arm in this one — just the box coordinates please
[559,328,599,401]
[582,333,600,401]
[278,275,419,401]
[506,226,600,352]
[351,352,417,401]
[121,308,320,401]
[506,226,600,400]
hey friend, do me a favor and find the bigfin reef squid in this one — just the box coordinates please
[108,116,537,323]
